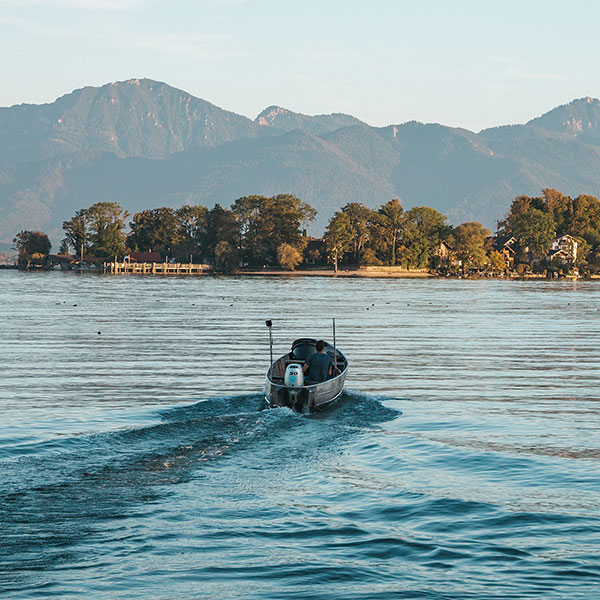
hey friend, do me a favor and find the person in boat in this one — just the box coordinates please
[302,340,333,384]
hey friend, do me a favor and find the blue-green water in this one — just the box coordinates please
[1,272,599,599]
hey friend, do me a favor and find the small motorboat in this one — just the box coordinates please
[264,321,348,413]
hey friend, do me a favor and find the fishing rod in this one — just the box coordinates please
[265,319,273,366]
[333,317,337,376]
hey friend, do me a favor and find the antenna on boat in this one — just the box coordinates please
[265,320,273,365]
[332,318,337,375]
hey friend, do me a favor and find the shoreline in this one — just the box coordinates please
[3,265,594,280]
[236,268,433,278]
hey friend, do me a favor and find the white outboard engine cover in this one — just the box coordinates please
[284,363,304,387]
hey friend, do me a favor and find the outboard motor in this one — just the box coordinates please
[284,363,304,387]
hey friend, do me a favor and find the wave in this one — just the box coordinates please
[0,392,400,578]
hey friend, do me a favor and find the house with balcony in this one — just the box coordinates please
[549,235,578,264]
[488,235,517,268]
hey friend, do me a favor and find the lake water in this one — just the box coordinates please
[1,271,599,599]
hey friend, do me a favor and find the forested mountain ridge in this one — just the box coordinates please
[255,105,365,135]
[2,80,600,250]
[0,78,263,169]
[526,96,600,143]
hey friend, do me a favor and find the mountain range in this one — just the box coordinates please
[3,77,600,251]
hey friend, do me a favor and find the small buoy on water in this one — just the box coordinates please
[97,331,101,335]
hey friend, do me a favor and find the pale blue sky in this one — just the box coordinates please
[1,0,599,131]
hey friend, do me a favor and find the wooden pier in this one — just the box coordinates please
[104,261,212,275]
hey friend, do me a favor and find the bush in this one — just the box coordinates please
[277,243,302,270]
[359,248,382,266]
[214,241,238,273]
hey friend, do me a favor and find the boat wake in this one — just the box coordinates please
[0,391,400,590]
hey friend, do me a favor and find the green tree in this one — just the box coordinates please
[176,204,208,262]
[542,189,573,235]
[375,198,405,265]
[232,194,315,266]
[205,204,240,264]
[127,207,181,258]
[360,247,382,266]
[277,243,302,270]
[511,207,556,258]
[341,202,374,263]
[63,202,128,258]
[449,222,491,272]
[214,240,238,273]
[489,250,507,274]
[62,210,89,258]
[570,194,600,241]
[59,239,70,255]
[86,202,129,257]
[498,194,545,236]
[402,206,449,268]
[13,230,51,267]
[573,236,592,266]
[323,211,352,272]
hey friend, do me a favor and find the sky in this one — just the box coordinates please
[1,0,600,132]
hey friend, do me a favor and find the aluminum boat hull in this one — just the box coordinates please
[265,340,348,413]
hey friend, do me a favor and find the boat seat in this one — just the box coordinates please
[285,358,305,366]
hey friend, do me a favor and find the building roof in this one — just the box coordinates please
[48,254,76,264]
[490,235,516,251]
[305,239,325,250]
[127,251,162,262]
[549,248,572,259]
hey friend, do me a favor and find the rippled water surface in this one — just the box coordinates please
[1,271,599,599]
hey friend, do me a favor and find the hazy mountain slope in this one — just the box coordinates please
[3,80,600,250]
[255,105,364,135]
[372,120,600,225]
[480,124,600,187]
[0,79,262,169]
[0,130,395,246]
[319,124,402,180]
[527,97,600,144]
[367,122,517,223]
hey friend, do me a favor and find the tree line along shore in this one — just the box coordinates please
[10,188,600,278]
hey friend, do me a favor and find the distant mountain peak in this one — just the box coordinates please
[254,105,365,135]
[528,96,600,136]
[5,83,600,252]
[256,105,289,127]
[0,78,261,169]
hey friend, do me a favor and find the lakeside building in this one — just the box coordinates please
[303,238,326,266]
[489,235,517,269]
[435,240,453,266]
[124,251,162,263]
[549,234,578,264]
[47,254,107,271]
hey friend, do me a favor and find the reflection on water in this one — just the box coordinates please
[1,272,599,599]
